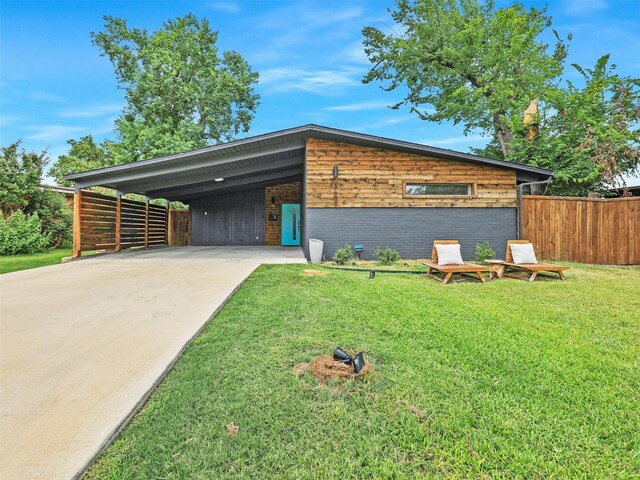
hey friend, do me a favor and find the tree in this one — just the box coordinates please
[49,135,110,187]
[91,14,260,163]
[0,141,72,251]
[508,56,640,196]
[0,141,47,216]
[363,0,568,158]
[363,0,640,195]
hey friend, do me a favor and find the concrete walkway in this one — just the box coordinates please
[0,247,306,479]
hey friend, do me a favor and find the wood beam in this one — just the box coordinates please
[165,200,170,246]
[144,197,149,248]
[115,192,122,252]
[72,189,82,258]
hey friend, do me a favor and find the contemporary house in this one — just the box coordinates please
[66,125,553,260]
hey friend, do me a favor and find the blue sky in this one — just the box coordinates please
[1,0,639,184]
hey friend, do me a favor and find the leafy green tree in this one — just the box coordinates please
[0,141,47,216]
[363,0,568,158]
[508,56,640,195]
[91,14,260,163]
[1,141,74,249]
[50,135,110,187]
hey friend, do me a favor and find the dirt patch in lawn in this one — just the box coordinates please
[303,269,327,277]
[292,363,310,376]
[310,354,373,380]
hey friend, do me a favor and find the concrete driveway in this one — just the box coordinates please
[0,247,306,479]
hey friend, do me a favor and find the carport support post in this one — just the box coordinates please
[72,187,82,258]
[165,200,170,246]
[115,192,122,252]
[144,197,149,248]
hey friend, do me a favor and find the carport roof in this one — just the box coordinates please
[65,124,553,201]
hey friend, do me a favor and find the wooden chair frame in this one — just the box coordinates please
[503,240,569,282]
[423,240,488,284]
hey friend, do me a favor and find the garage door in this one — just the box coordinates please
[190,187,265,245]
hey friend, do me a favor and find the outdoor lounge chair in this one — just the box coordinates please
[424,240,488,284]
[503,240,569,282]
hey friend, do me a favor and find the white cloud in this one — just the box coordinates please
[27,125,87,140]
[30,92,65,103]
[326,100,391,112]
[209,2,240,14]
[259,67,363,94]
[27,122,113,141]
[350,115,416,132]
[419,135,487,147]
[564,0,608,14]
[0,115,22,128]
[59,103,123,118]
[342,41,369,65]
[246,4,365,64]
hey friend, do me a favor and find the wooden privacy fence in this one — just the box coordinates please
[522,195,640,265]
[73,190,168,257]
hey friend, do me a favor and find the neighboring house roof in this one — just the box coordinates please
[65,124,553,201]
[608,185,640,197]
[40,184,75,196]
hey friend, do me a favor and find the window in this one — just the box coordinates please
[405,183,472,196]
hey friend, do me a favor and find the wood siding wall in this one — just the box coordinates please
[168,210,191,246]
[522,195,640,265]
[305,138,517,208]
[265,181,302,246]
[73,190,168,257]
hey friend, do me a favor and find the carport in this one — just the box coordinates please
[66,127,308,256]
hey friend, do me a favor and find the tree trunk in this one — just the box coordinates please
[492,113,513,158]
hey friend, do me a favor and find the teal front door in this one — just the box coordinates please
[281,204,301,246]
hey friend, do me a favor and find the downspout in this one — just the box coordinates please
[517,177,552,240]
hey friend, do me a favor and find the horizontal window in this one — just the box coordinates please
[405,183,472,196]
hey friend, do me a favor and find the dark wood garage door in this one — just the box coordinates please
[190,187,265,245]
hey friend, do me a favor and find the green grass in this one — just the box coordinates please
[86,264,640,479]
[0,248,73,274]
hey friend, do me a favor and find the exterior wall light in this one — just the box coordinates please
[333,165,339,179]
[214,178,224,182]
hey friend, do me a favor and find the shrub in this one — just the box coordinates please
[0,211,51,255]
[375,246,401,265]
[28,189,73,248]
[475,241,496,264]
[334,244,353,265]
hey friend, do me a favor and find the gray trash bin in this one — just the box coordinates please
[309,239,323,264]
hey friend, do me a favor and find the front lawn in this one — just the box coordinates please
[0,248,72,274]
[87,264,640,479]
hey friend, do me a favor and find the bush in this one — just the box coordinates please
[375,246,401,265]
[0,211,51,255]
[475,241,496,264]
[28,189,73,248]
[334,244,353,265]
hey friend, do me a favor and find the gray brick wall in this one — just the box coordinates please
[305,207,517,261]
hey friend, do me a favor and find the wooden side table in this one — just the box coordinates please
[485,259,505,281]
